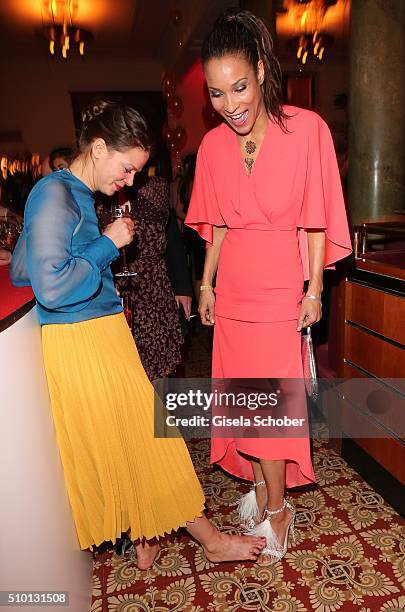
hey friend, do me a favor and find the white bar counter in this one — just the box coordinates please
[0,284,93,611]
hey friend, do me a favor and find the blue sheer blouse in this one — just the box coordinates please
[10,170,122,325]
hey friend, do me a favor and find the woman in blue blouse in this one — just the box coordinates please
[10,100,264,569]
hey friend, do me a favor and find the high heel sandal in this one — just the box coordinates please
[244,498,296,564]
[236,480,266,529]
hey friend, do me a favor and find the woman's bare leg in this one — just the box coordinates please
[186,514,265,562]
[259,459,293,560]
[135,540,160,570]
[251,459,268,519]
[134,515,266,570]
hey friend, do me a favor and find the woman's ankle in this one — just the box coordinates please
[202,530,223,554]
[186,514,219,548]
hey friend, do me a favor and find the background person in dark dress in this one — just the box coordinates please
[171,153,206,297]
[96,171,192,382]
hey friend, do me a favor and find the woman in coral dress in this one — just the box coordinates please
[185,9,352,563]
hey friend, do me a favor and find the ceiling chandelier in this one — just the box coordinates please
[37,1,92,59]
[292,0,337,65]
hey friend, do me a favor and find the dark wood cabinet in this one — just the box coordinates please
[336,258,405,485]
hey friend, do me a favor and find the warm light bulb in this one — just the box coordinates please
[62,45,67,59]
[314,41,320,55]
[297,46,303,59]
[49,40,55,54]
[79,41,85,55]
[302,50,308,65]
[1,157,7,180]
[318,47,325,60]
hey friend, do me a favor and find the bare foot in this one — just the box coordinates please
[135,540,160,570]
[203,532,266,563]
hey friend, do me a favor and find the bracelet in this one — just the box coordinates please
[304,294,322,304]
[200,285,214,291]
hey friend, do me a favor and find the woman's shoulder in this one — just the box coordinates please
[27,172,69,202]
[25,171,78,217]
[138,175,169,206]
[199,122,228,151]
[146,175,168,188]
[282,105,329,134]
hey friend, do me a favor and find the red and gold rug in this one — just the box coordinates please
[91,436,404,611]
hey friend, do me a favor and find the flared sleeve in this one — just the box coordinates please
[185,137,225,245]
[10,179,119,311]
[298,114,352,280]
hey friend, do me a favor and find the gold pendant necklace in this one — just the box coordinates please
[244,139,257,173]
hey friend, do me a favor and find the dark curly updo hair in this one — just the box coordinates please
[201,9,288,130]
[77,99,152,155]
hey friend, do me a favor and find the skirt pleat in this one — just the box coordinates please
[41,312,205,550]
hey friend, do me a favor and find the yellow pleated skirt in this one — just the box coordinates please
[41,312,205,550]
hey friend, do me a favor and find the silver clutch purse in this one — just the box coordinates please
[302,326,318,400]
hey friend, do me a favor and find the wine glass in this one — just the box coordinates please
[0,219,20,251]
[110,203,137,278]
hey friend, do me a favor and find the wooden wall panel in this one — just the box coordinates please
[352,437,405,485]
[334,277,405,484]
[346,282,405,345]
[344,324,405,378]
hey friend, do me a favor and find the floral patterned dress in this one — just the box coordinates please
[97,176,183,381]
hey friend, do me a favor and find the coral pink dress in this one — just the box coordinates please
[185,106,352,488]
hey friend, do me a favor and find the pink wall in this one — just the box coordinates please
[175,60,207,154]
[167,59,220,162]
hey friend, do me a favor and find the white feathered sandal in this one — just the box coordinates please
[244,498,296,564]
[236,480,266,529]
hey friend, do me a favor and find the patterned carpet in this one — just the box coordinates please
[91,325,404,611]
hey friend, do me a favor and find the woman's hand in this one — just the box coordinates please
[199,288,215,326]
[297,296,322,331]
[175,295,192,320]
[103,217,135,249]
